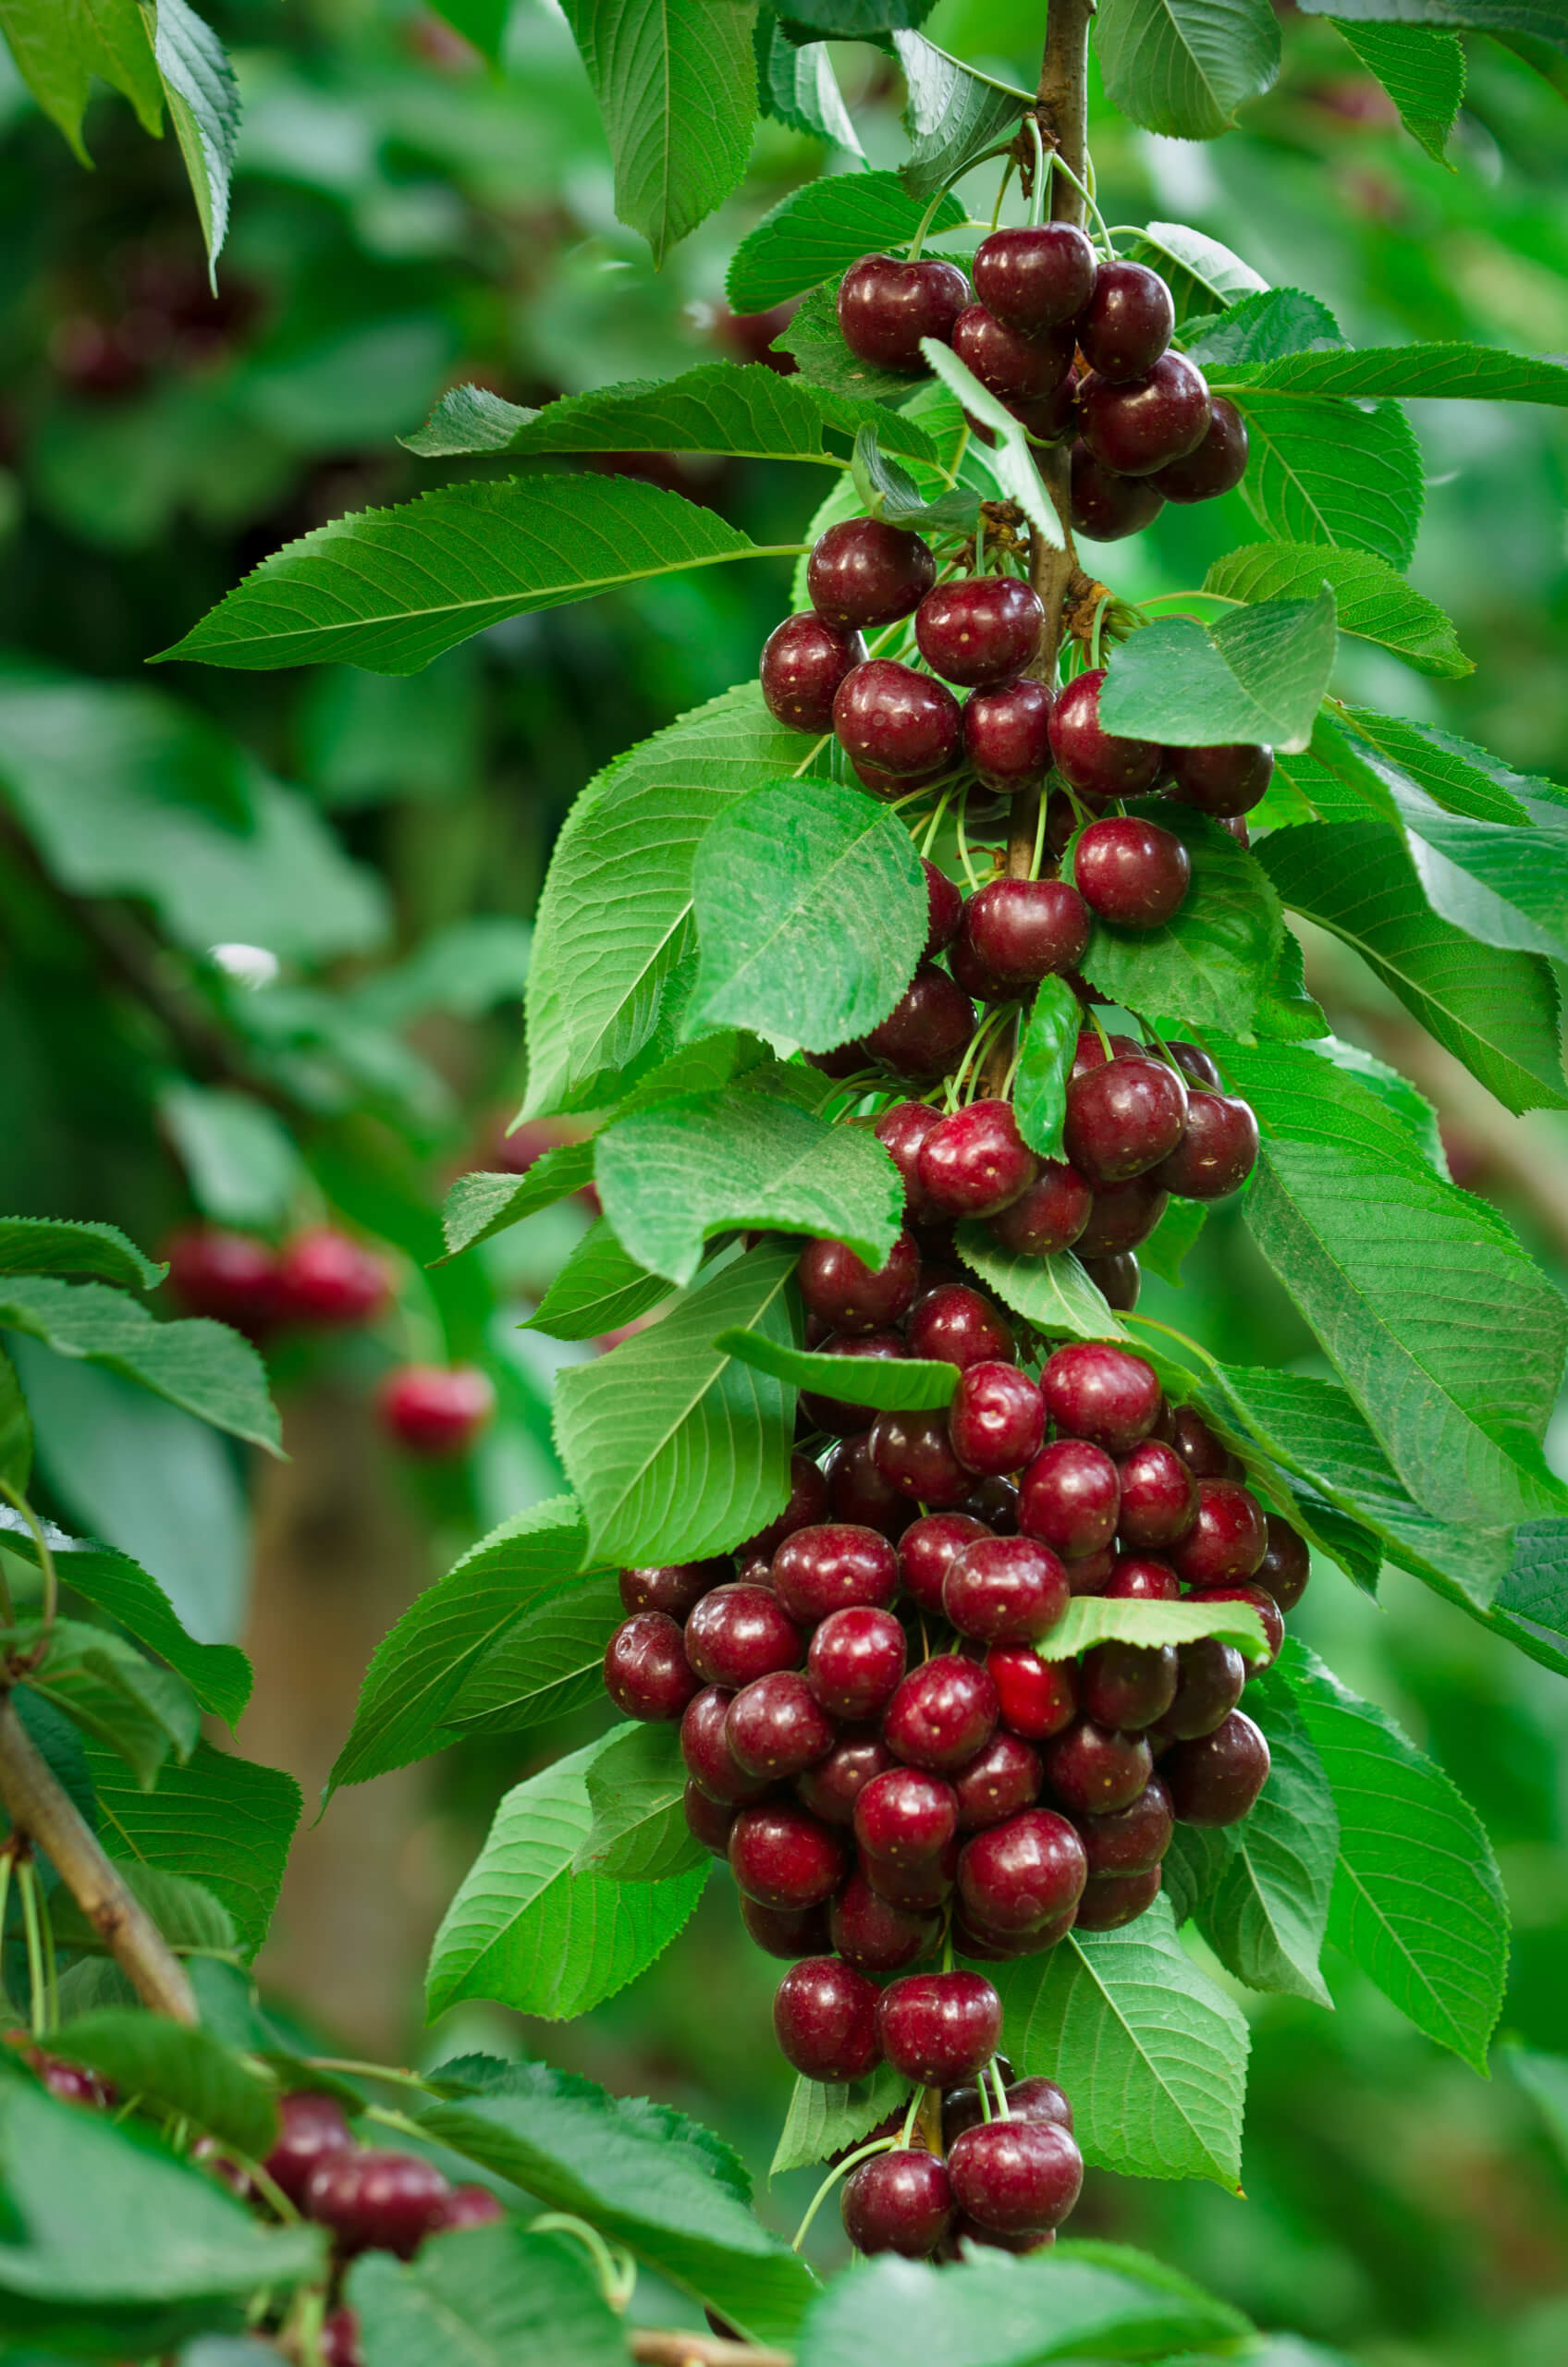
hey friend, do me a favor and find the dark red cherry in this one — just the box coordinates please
[1151,397,1248,500]
[774,1956,882,2080]
[1063,1054,1189,1184]
[306,2152,452,2259]
[1076,260,1174,381]
[1074,816,1192,928]
[948,2117,1083,2233]
[1040,1717,1153,1815]
[323,2306,361,2367]
[1068,441,1165,541]
[1074,1773,1173,1878]
[877,1970,1002,2084]
[953,1730,1044,1830]
[727,1672,837,1780]
[1116,1441,1198,1550]
[1152,1092,1259,1198]
[1061,1544,1117,1596]
[874,1100,944,1219]
[1080,354,1211,476]
[761,611,867,731]
[948,930,1015,1006]
[798,1230,921,1334]
[1168,741,1273,817]
[986,1161,1093,1257]
[923,858,964,958]
[1018,1439,1120,1561]
[883,1654,998,1771]
[1162,1637,1247,1741]
[1103,1554,1180,1601]
[824,1431,913,1542]
[917,1099,1037,1220]
[1163,1711,1270,1826]
[838,252,971,373]
[962,677,1055,792]
[949,1363,1047,1478]
[772,1523,900,1623]
[1074,1864,1164,1929]
[952,305,1074,401]
[1079,1640,1179,1732]
[604,1613,702,1721]
[1078,1177,1169,1257]
[898,1512,993,1617]
[618,1559,729,1619]
[945,1536,1068,1646]
[1191,1582,1284,1670]
[1040,1342,1162,1454]
[1169,1479,1268,1587]
[1256,1514,1310,1613]
[808,1606,908,1722]
[862,964,977,1081]
[808,518,936,628]
[1047,669,1164,802]
[974,222,1096,333]
[1170,1404,1231,1478]
[957,1805,1086,1932]
[265,2093,352,2208]
[1070,1027,1143,1080]
[944,2073,1071,2148]
[960,878,1090,987]
[855,1764,961,1865]
[841,2148,954,2256]
[797,1732,893,1824]
[915,576,1044,688]
[1168,1040,1223,1091]
[869,1408,974,1508]
[685,1781,738,1854]
[741,1895,834,1960]
[831,1866,942,1973]
[959,1475,1019,1534]
[729,1802,847,1909]
[681,1686,774,1804]
[986,1648,1077,1741]
[906,1283,1014,1369]
[800,1331,911,1437]
[1082,1250,1140,1310]
[834,659,962,778]
[684,1585,804,1689]
[740,1455,832,1561]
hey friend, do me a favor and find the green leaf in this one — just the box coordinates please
[441,1145,598,1257]
[991,1895,1249,2185]
[1504,2045,1568,2167]
[1491,25,1568,87]
[727,172,965,314]
[329,1497,603,1792]
[1136,1194,1207,1283]
[1204,542,1471,676]
[1097,592,1336,753]
[1329,21,1465,161]
[1095,0,1281,139]
[403,362,866,467]
[776,274,920,402]
[558,0,757,264]
[157,476,764,675]
[1297,0,1565,48]
[47,2012,277,2162]
[413,2061,817,2347]
[688,777,928,1051]
[1037,1593,1270,1662]
[1012,975,1079,1160]
[894,32,1031,199]
[0,1276,280,1455]
[0,0,162,164]
[953,1229,1131,1344]
[85,1735,300,1960]
[348,2223,626,2367]
[1182,286,1343,365]
[1341,705,1557,826]
[554,1245,799,1566]
[445,1572,624,1736]
[1228,386,1424,569]
[1491,1522,1568,1677]
[921,339,1069,551]
[1256,819,1568,1113]
[770,2060,911,2177]
[785,0,937,29]
[851,423,981,534]
[159,1085,304,1234]
[29,1618,200,1788]
[0,1343,30,1491]
[0,1217,165,1293]
[716,1329,961,1409]
[153,0,239,281]
[1285,1639,1509,2069]
[1115,220,1268,324]
[524,1220,672,1342]
[572,1720,706,1881]
[1201,1030,1446,1177]
[1070,803,1286,1039]
[425,1737,707,2020]
[755,13,865,154]
[48,1861,237,1956]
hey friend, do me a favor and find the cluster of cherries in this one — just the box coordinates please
[166,1223,495,1459]
[837,228,1247,541]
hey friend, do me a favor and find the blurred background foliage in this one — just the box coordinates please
[1,1,1566,2358]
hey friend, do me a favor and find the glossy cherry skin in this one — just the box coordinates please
[1163,1711,1270,1825]
[277,1230,388,1328]
[953,305,1074,401]
[1083,1250,1140,1310]
[945,1537,1068,1647]
[974,222,1096,333]
[883,1654,999,1772]
[1170,1404,1232,1478]
[797,1732,893,1825]
[1168,740,1273,817]
[862,963,977,1082]
[808,518,936,628]
[305,2151,452,2258]
[874,1100,944,1220]
[1152,397,1248,500]
[944,2073,1071,2150]
[866,1834,962,1910]
[1169,1040,1223,1091]
[949,1363,1047,1478]
[1191,1582,1284,1671]
[808,1606,908,1722]
[987,1647,1077,1742]
[923,857,964,958]
[839,252,970,373]
[948,2117,1083,2234]
[824,1431,913,1542]
[953,1731,1045,1830]
[741,1896,830,1959]
[774,1956,882,2081]
[916,576,1044,688]
[1169,1478,1268,1587]
[726,1672,837,1780]
[898,1513,992,1617]
[961,1476,1019,1534]
[830,1867,942,1973]
[842,2149,955,2256]
[877,1970,1003,2085]
[1068,441,1165,542]
[962,676,1055,792]
[1077,260,1174,381]
[1080,354,1211,476]
[961,878,1090,987]
[917,1099,1037,1220]
[800,1332,911,1438]
[681,1687,773,1804]
[771,1524,900,1624]
[1078,1178,1169,1257]
[761,611,867,731]
[604,1613,702,1721]
[906,1283,1014,1369]
[957,1804,1087,1933]
[1256,1514,1311,1612]
[798,1230,921,1334]
[684,1781,738,1854]
[1061,1544,1117,1596]
[264,2092,353,2207]
[869,1409,974,1508]
[165,1227,281,1336]
[855,1764,961,1866]
[1074,1864,1164,1929]
[1161,1637,1246,1741]
[619,1559,727,1619]
[1040,1343,1161,1454]
[1116,1440,1198,1549]
[1048,669,1165,803]
[1153,1091,1259,1198]
[1063,1054,1189,1184]
[1041,1718,1153,1815]
[1074,1773,1173,1878]
[685,1585,804,1689]
[1074,816,1192,928]
[1103,1554,1180,1602]
[1079,1640,1179,1731]
[834,659,962,778]
[729,1802,847,1909]
[986,1161,1094,1257]
[741,1456,834,1562]
[1019,1439,1120,1561]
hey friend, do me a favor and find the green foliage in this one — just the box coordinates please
[1228,386,1425,568]
[1038,1594,1271,1660]
[0,1216,165,1292]
[85,1736,301,1960]
[1297,0,1566,55]
[1096,593,1338,751]
[524,1220,672,1341]
[153,0,239,281]
[446,1571,623,1736]
[47,2011,278,2161]
[755,15,865,155]
[0,1275,280,1454]
[403,362,876,467]
[348,2224,627,2367]
[717,1330,961,1407]
[1070,803,1287,1039]
[1329,21,1465,162]
[442,1144,598,1257]
[1012,975,1080,1159]
[894,33,1032,200]
[1204,543,1472,675]
[770,2060,911,2177]
[1095,0,1282,140]
[0,0,161,164]
[727,175,966,314]
[953,1228,1132,1343]
[29,1616,201,1787]
[1115,221,1268,321]
[572,1719,706,1881]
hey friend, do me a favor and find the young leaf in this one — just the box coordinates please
[441,1144,598,1257]
[1114,221,1268,323]
[953,1229,1132,1344]
[0,1215,164,1292]
[403,362,863,467]
[851,424,981,534]
[0,0,162,165]
[770,2061,912,2177]
[755,14,865,156]
[347,2224,627,2367]
[572,1721,706,1882]
[1228,386,1425,569]
[989,1895,1249,2185]
[48,2013,278,2162]
[1095,0,1282,141]
[1329,21,1465,163]
[688,775,929,1050]
[425,1740,706,2020]
[1205,542,1471,676]
[554,1244,799,1566]
[0,1277,280,1453]
[157,477,766,675]
[1136,1195,1207,1284]
[1285,1639,1509,2070]
[1037,1594,1270,1662]
[894,33,1032,200]
[85,1737,301,1960]
[1012,975,1080,1159]
[444,1572,622,1737]
[153,0,240,283]
[1072,803,1286,1038]
[1096,592,1336,753]
[716,1331,961,1409]
[1182,286,1343,366]
[921,340,1069,550]
[524,1220,672,1342]
[727,172,965,314]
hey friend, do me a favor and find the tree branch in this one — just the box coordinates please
[628,2335,792,2367]
[0,1692,197,2022]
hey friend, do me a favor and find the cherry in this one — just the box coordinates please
[1068,442,1165,541]
[1256,1514,1310,1612]
[1083,1251,1140,1310]
[948,1363,1047,1478]
[35,2054,113,2109]
[604,1613,702,1721]
[760,612,867,731]
[948,2117,1083,2234]
[1152,1092,1259,1198]
[1110,1442,1194,1551]
[324,2306,361,2367]
[772,1524,900,1623]
[1048,669,1165,802]
[961,1476,1020,1533]
[1071,1028,1143,1080]
[727,1673,837,1780]
[1191,1582,1284,1670]
[923,858,964,958]
[808,519,936,628]
[1062,1543,1117,1595]
[1151,397,1248,501]
[834,660,962,778]
[1074,816,1192,929]
[986,1160,1094,1257]
[437,2185,506,2230]
[1168,740,1273,817]
[798,1230,921,1333]
[774,1956,882,2081]
[1104,1554,1180,1601]
[1163,1711,1270,1825]
[897,1513,990,1617]
[276,1229,389,1328]
[824,1431,913,1540]
[800,1332,911,1437]
[377,1364,495,1458]
[907,1282,1014,1369]
[914,576,1043,689]
[1079,1640,1179,1731]
[741,1456,833,1560]
[798,1732,893,1824]
[986,1646,1077,1741]
[865,1836,961,1909]
[957,1805,1086,1932]
[1041,1718,1153,1815]
[949,931,1015,1006]
[874,1101,944,1218]
[869,1409,974,1508]
[862,964,977,1081]
[917,1100,1037,1220]
[953,305,1074,401]
[830,1867,941,1973]
[619,1560,726,1619]
[944,1536,1068,1647]
[962,676,1055,793]
[1074,1773,1173,1878]
[305,2150,451,2258]
[808,1606,907,1722]
[877,1970,1002,2085]
[1162,1637,1246,1741]
[1169,1478,1268,1587]
[1075,1865,1164,1929]
[165,1227,281,1336]
[1077,260,1173,380]
[684,1781,738,1854]
[945,2073,1071,2150]
[1080,355,1211,476]
[953,1730,1044,1830]
[1078,1177,1169,1257]
[1169,1041,1223,1091]
[1018,1439,1120,1560]
[685,1585,804,1689]
[1170,1404,1231,1478]
[1040,1343,1160,1454]
[974,222,1096,333]
[1063,1054,1189,1184]
[729,1802,847,1909]
[842,2148,954,2256]
[838,252,971,373]
[854,1764,961,1865]
[883,1654,998,1771]
[264,2092,353,2207]
[681,1686,773,1803]
[960,878,1090,988]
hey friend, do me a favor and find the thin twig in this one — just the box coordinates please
[629,2335,792,2367]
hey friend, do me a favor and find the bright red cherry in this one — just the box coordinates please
[264,2092,353,2207]
[862,964,977,1081]
[1041,1717,1153,1815]
[1256,1514,1310,1612]
[962,676,1055,792]
[831,1867,941,1973]
[685,1584,803,1689]
[1069,442,1165,541]
[986,1160,1094,1257]
[953,305,1074,401]
[898,1512,992,1616]
[1152,398,1248,501]
[761,611,867,731]
[1162,1711,1270,1825]
[436,2185,506,2231]
[1074,816,1192,928]
[604,1613,702,1721]
[1167,740,1273,816]
[948,2117,1083,2233]
[855,1764,961,1865]
[915,576,1045,688]
[323,2307,361,2367]
[276,1229,389,1327]
[773,1956,882,2080]
[305,2151,451,2258]
[906,1282,1014,1368]
[165,1227,281,1336]
[1018,1439,1120,1561]
[726,1672,837,1779]
[957,1805,1086,1932]
[1152,1092,1259,1198]
[729,1802,847,1909]
[1079,1640,1179,1731]
[377,1365,494,1458]
[953,1730,1044,1829]
[877,1970,1002,2084]
[839,252,970,373]
[974,223,1096,333]
[808,518,936,628]
[883,1654,998,1771]
[917,1099,1037,1220]
[1077,261,1174,381]
[1169,1479,1268,1587]
[1073,1773,1173,1878]
[1040,1343,1162,1454]
[945,1537,1067,1646]
[1063,1053,1189,1184]
[1047,669,1164,803]
[842,2148,955,2256]
[1116,1440,1198,1549]
[960,878,1090,988]
[986,1647,1077,1741]
[808,1605,908,1722]
[772,1524,900,1623]
[798,1230,921,1333]
[1104,1554,1180,1600]
[1079,354,1211,476]
[948,1362,1047,1478]
[834,659,962,778]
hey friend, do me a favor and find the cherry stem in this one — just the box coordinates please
[1050,153,1112,252]
[990,154,1017,231]
[1025,117,1050,227]
[1029,791,1049,881]
[1123,1310,1219,1373]
[955,798,982,891]
[899,2087,924,2146]
[977,2073,995,2124]
[18,1856,49,2038]
[1087,1006,1114,1059]
[919,789,954,857]
[0,1482,57,1631]
[530,2213,637,2311]
[631,2337,792,2367]
[0,1847,11,2009]
[790,2133,900,2250]
[303,2055,437,2092]
[988,2058,1011,2118]
[289,2284,327,2367]
[908,179,960,262]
